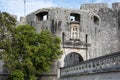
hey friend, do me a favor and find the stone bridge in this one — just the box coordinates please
[59,52,120,80]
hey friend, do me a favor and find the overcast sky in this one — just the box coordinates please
[0,0,120,20]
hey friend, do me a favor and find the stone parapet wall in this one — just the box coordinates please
[60,71,120,80]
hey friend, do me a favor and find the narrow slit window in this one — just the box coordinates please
[85,34,88,43]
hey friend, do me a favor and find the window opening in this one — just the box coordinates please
[71,26,78,39]
[36,12,48,21]
[70,13,80,21]
[93,16,99,25]
[85,34,88,44]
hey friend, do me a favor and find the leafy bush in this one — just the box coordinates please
[8,70,24,80]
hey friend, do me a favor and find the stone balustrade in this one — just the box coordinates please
[60,52,120,77]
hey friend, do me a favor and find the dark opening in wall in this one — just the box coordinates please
[95,27,97,34]
[62,32,65,42]
[64,52,83,67]
[36,12,48,21]
[93,16,99,25]
[70,13,80,21]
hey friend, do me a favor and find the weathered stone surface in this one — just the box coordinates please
[60,72,120,80]
[26,2,120,65]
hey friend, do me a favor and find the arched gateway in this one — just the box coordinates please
[64,52,83,67]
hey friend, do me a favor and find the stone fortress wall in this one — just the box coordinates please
[26,2,120,63]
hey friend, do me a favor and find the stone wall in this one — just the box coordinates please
[60,72,120,80]
[80,3,120,58]
[26,3,120,66]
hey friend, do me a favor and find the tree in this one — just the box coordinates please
[0,12,16,65]
[8,70,24,80]
[0,12,16,40]
[2,24,62,79]
[0,12,16,56]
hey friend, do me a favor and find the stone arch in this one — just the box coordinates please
[64,52,83,67]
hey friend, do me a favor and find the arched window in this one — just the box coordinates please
[93,16,99,25]
[71,26,78,39]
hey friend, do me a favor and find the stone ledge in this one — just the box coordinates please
[60,69,120,77]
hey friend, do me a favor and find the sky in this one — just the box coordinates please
[0,0,120,20]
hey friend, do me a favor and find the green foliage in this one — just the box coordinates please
[1,18,62,80]
[8,70,24,80]
[0,12,16,56]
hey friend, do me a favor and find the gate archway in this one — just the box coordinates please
[64,52,83,67]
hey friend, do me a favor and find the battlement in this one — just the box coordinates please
[112,3,120,10]
[80,3,120,11]
[80,3,108,10]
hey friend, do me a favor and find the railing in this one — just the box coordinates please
[60,52,120,77]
